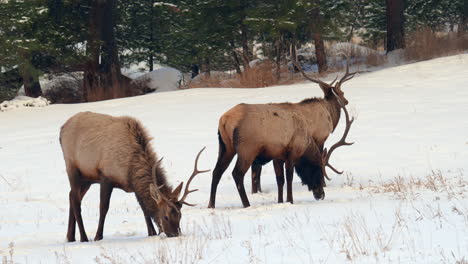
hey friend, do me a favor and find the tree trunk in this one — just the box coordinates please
[313,32,327,73]
[275,36,282,81]
[83,0,127,102]
[386,0,405,52]
[460,1,468,36]
[19,50,42,98]
[149,0,155,71]
[202,58,211,76]
[240,23,250,71]
[230,40,242,75]
[21,67,42,98]
[191,64,199,79]
[311,9,328,73]
[291,35,298,73]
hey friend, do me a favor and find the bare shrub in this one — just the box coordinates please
[405,28,468,61]
[188,60,279,89]
[365,52,387,67]
[238,60,278,88]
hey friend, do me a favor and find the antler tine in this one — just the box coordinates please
[178,147,210,206]
[292,60,331,88]
[150,162,170,203]
[329,75,339,86]
[337,53,359,87]
[322,104,354,180]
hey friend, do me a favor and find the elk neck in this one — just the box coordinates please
[129,150,171,217]
[324,93,342,131]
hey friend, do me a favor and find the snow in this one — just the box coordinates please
[0,96,49,112]
[0,54,467,263]
[133,66,182,93]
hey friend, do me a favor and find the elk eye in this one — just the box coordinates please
[164,216,169,222]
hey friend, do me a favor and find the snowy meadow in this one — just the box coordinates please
[1,54,468,263]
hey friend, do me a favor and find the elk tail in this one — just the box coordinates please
[217,130,227,158]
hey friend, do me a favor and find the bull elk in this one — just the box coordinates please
[60,112,208,242]
[208,64,356,208]
[251,62,356,194]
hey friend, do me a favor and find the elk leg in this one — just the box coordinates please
[208,151,235,208]
[251,163,262,194]
[145,215,158,236]
[232,156,253,208]
[70,182,91,242]
[273,160,285,203]
[94,182,113,241]
[285,162,294,204]
[67,191,76,242]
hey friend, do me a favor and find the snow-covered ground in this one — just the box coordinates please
[0,55,467,263]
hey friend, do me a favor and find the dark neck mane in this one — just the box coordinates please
[324,94,341,131]
[125,118,171,216]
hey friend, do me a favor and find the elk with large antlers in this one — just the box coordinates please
[208,63,356,208]
[60,112,208,241]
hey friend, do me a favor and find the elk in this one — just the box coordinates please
[251,63,356,195]
[208,64,356,208]
[60,112,208,242]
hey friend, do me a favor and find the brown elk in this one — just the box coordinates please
[251,63,356,195]
[60,112,208,242]
[208,64,356,208]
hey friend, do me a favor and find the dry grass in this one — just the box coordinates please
[93,213,233,264]
[334,212,399,261]
[93,236,209,264]
[405,28,468,61]
[188,60,281,89]
[238,61,279,88]
[1,243,14,264]
[367,170,466,200]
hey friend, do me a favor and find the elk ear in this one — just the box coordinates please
[171,182,184,200]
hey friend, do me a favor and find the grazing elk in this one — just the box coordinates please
[60,112,208,242]
[208,64,356,208]
[251,63,356,195]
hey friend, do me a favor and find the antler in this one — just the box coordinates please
[292,60,332,88]
[178,147,210,206]
[321,103,354,180]
[336,54,358,89]
[292,53,359,91]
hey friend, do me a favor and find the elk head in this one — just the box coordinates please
[292,57,358,106]
[149,147,209,237]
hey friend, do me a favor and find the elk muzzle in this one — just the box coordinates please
[312,187,325,200]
